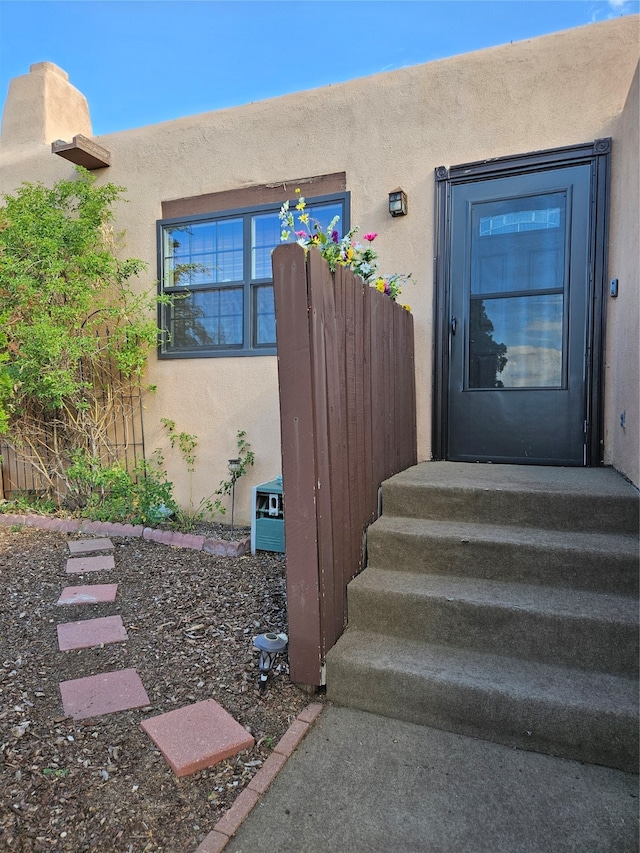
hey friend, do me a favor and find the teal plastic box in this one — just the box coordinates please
[251,477,285,554]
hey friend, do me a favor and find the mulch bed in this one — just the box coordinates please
[0,523,317,852]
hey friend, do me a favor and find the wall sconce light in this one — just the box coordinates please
[253,632,288,689]
[388,188,408,217]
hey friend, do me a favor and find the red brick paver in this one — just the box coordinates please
[194,829,230,853]
[213,788,260,837]
[247,750,287,795]
[77,521,114,536]
[93,521,144,537]
[202,536,250,557]
[68,538,114,555]
[57,615,128,651]
[57,584,118,606]
[59,668,149,720]
[66,554,115,574]
[141,699,255,778]
[273,719,309,756]
[26,516,80,533]
[194,704,325,851]
[296,702,324,725]
[140,529,206,551]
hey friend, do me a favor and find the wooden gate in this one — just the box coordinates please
[273,244,417,686]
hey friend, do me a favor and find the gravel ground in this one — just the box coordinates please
[0,523,315,852]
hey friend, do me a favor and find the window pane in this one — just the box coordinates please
[164,219,243,287]
[471,194,566,295]
[251,202,345,280]
[469,294,563,389]
[252,213,281,280]
[215,219,244,281]
[160,194,347,356]
[169,288,243,348]
[306,202,343,235]
[163,225,193,287]
[254,285,276,345]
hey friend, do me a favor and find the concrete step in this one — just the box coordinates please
[330,462,639,772]
[325,629,639,774]
[347,569,638,676]
[367,516,639,596]
[382,463,639,534]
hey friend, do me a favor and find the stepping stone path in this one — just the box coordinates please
[66,554,115,574]
[57,584,118,606]
[55,535,254,778]
[68,538,115,555]
[60,668,150,720]
[141,699,255,777]
[57,614,128,651]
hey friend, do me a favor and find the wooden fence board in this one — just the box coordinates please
[273,245,416,685]
[273,247,323,685]
[353,283,368,538]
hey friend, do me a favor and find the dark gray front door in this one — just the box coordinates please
[447,165,592,465]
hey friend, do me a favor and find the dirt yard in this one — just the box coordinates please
[0,523,315,852]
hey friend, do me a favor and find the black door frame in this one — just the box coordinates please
[432,139,611,466]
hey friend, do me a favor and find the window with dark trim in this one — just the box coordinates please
[158,192,350,358]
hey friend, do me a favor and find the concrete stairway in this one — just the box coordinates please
[326,463,639,773]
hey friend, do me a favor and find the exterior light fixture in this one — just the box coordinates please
[388,188,408,217]
[228,458,242,534]
[253,632,288,690]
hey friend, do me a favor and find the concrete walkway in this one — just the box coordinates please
[226,705,638,853]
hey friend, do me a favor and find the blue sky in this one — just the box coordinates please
[1,1,637,136]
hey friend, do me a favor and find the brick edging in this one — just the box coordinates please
[0,513,251,557]
[194,703,325,853]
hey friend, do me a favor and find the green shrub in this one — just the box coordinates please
[65,449,177,526]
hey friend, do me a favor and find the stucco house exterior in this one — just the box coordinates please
[1,16,638,522]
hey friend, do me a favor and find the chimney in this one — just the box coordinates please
[1,62,92,149]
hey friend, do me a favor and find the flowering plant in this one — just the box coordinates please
[279,190,411,309]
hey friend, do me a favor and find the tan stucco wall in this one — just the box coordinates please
[1,16,638,519]
[605,61,640,487]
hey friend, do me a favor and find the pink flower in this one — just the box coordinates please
[363,232,378,242]
[295,230,307,238]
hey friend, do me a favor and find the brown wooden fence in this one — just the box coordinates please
[273,244,417,686]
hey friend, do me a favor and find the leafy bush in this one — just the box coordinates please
[0,167,162,502]
[65,449,177,526]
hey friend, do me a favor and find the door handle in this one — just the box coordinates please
[450,316,457,335]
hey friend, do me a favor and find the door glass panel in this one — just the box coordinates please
[479,206,561,235]
[469,294,563,389]
[471,193,566,295]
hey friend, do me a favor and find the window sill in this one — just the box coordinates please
[158,348,277,360]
